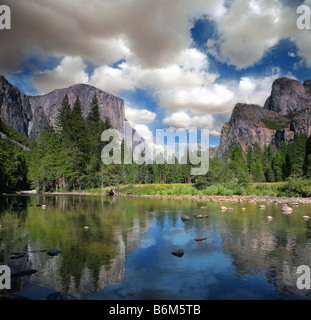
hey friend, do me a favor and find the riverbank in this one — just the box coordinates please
[12,181,311,204]
[117,193,311,204]
[17,189,311,204]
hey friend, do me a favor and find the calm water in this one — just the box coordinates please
[1,194,311,300]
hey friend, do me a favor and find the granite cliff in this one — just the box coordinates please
[0,76,127,140]
[215,78,311,158]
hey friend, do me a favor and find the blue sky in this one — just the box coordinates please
[1,0,311,148]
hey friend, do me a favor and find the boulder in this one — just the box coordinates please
[11,269,38,279]
[282,205,293,213]
[171,249,184,257]
[181,215,190,221]
[194,238,207,242]
[194,215,203,219]
[47,249,62,256]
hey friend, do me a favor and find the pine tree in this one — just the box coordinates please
[56,94,71,136]
[290,132,308,177]
[87,94,101,124]
[251,158,265,182]
[263,145,275,182]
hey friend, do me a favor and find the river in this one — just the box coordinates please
[0,194,311,300]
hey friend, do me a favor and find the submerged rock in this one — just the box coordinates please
[181,215,190,221]
[171,249,184,257]
[47,249,62,256]
[282,205,293,213]
[194,238,207,242]
[39,291,78,300]
[9,252,28,260]
[11,269,38,279]
[194,215,203,219]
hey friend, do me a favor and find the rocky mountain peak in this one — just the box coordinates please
[215,77,311,158]
[264,77,311,115]
[0,76,127,140]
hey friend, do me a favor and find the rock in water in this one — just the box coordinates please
[11,269,38,279]
[47,249,62,256]
[39,291,78,300]
[171,249,184,257]
[194,238,207,242]
[282,205,293,213]
[181,215,190,221]
[193,215,203,219]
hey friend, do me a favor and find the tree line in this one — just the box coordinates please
[1,94,311,193]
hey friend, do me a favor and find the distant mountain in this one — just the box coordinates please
[0,76,129,141]
[214,78,311,158]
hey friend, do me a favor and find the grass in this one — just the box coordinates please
[50,182,298,197]
[50,179,311,198]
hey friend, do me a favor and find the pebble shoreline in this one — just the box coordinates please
[41,191,311,204]
[118,193,311,204]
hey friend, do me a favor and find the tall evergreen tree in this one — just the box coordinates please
[56,94,71,136]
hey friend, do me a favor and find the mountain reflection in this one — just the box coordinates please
[0,195,155,297]
[1,195,311,299]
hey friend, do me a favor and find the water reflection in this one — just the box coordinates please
[1,195,311,299]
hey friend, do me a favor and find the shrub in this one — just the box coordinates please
[280,177,311,197]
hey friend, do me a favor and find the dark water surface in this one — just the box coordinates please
[1,194,311,300]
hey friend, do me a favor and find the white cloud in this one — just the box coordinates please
[125,106,157,124]
[1,0,224,71]
[32,56,89,93]
[207,0,299,69]
[163,111,214,128]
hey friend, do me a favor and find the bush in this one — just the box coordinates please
[280,177,311,197]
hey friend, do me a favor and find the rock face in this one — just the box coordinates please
[215,78,311,158]
[0,76,127,140]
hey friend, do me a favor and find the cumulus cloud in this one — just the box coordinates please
[0,0,224,72]
[125,106,157,124]
[162,111,219,133]
[32,56,89,93]
[207,0,301,69]
[2,0,308,143]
